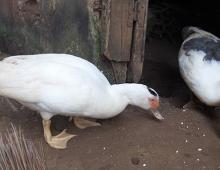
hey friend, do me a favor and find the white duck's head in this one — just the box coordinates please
[111,84,163,120]
[128,85,159,110]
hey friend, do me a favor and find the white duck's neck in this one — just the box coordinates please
[91,83,146,119]
[110,83,145,106]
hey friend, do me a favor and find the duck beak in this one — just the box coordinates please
[150,109,164,120]
[147,88,164,120]
[149,98,164,120]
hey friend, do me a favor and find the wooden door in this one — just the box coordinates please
[100,0,149,83]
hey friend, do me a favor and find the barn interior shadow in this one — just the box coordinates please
[142,0,220,136]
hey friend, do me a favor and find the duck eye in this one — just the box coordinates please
[148,87,158,97]
[150,98,155,102]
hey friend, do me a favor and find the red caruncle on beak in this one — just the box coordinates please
[149,97,159,109]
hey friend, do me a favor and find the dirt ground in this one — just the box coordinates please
[0,96,220,170]
[0,38,220,170]
[0,37,220,170]
[1,1,220,168]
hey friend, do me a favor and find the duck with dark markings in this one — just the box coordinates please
[178,26,220,107]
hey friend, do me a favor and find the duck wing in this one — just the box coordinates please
[0,54,110,105]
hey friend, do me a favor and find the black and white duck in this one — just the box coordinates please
[178,26,220,107]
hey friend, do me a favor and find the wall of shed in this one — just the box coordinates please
[0,0,115,82]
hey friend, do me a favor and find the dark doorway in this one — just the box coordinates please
[142,0,220,102]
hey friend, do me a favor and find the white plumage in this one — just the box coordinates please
[178,27,220,106]
[0,54,162,149]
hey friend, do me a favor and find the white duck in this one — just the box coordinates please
[0,54,163,149]
[178,26,220,107]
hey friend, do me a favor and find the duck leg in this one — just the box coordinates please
[183,93,203,109]
[183,100,196,109]
[42,119,75,149]
[73,117,101,129]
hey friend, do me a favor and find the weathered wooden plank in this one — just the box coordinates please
[121,1,133,62]
[111,61,127,83]
[104,0,133,62]
[108,0,122,61]
[130,0,148,82]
